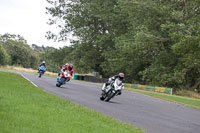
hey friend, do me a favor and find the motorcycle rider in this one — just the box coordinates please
[58,63,74,81]
[38,61,46,73]
[101,73,125,96]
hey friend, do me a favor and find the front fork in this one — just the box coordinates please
[57,76,66,84]
[101,84,114,96]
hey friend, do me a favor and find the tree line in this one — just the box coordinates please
[0,34,40,69]
[45,0,200,92]
[0,0,200,93]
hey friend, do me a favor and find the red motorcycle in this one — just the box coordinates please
[56,71,71,87]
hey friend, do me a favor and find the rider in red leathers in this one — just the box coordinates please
[58,63,74,81]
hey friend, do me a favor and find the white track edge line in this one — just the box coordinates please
[20,74,38,87]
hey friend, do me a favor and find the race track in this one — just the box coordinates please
[18,72,200,133]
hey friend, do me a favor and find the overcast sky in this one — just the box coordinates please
[0,0,69,48]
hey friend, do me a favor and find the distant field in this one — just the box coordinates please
[0,71,144,133]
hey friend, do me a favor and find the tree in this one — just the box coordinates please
[0,33,27,44]
[0,33,40,68]
[0,42,10,65]
[46,0,118,75]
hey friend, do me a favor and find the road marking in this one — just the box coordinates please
[20,74,38,87]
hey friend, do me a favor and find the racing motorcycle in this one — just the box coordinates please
[56,70,71,87]
[100,78,123,102]
[38,66,46,78]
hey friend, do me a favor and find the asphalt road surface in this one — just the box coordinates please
[13,72,200,133]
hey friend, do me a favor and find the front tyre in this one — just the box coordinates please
[56,83,61,87]
[56,77,66,87]
[105,90,115,102]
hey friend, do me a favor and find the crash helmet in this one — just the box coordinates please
[69,64,73,70]
[118,73,124,80]
[42,61,45,64]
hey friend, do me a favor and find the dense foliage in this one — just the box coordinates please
[0,42,10,65]
[0,34,40,69]
[45,0,200,92]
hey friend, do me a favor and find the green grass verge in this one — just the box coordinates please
[0,71,144,133]
[0,67,58,78]
[126,88,200,109]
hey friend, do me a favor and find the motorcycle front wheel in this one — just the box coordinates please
[56,77,66,87]
[56,83,61,87]
[105,90,115,102]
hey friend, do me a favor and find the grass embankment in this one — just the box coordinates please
[0,71,143,133]
[126,88,200,109]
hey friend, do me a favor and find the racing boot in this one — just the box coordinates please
[117,91,122,96]
[101,83,107,94]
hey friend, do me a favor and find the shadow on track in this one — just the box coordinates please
[103,100,121,104]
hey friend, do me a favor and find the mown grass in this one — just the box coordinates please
[0,71,144,133]
[126,88,200,109]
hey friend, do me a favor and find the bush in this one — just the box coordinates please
[175,90,200,99]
